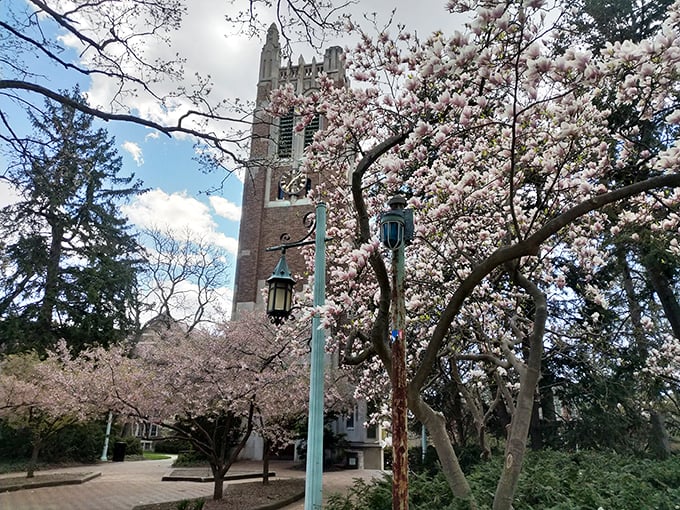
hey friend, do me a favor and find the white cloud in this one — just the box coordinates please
[122,141,144,166]
[209,196,241,221]
[122,189,238,254]
[0,180,21,208]
[145,131,160,141]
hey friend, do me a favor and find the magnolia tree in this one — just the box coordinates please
[50,312,310,500]
[271,0,680,508]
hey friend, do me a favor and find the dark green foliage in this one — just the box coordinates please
[0,419,32,460]
[154,438,193,454]
[326,450,680,510]
[0,88,144,354]
[110,435,143,456]
[40,421,104,463]
[560,0,675,51]
[174,448,210,467]
[175,499,205,510]
[0,418,104,464]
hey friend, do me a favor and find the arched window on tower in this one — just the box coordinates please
[277,111,294,158]
[277,111,320,160]
[304,114,320,148]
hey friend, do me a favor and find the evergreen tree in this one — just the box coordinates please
[550,0,680,459]
[0,89,144,353]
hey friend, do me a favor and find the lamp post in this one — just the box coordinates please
[380,195,413,510]
[266,202,326,510]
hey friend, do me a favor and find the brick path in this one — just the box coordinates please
[0,458,384,510]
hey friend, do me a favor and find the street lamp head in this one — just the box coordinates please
[387,195,407,210]
[380,195,413,251]
[266,252,296,325]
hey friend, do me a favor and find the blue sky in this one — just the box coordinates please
[0,0,454,318]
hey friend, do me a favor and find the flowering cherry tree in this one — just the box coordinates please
[0,352,98,478]
[271,0,680,508]
[50,312,310,501]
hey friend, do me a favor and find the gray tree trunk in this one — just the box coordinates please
[408,391,477,509]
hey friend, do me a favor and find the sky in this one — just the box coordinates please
[0,0,461,322]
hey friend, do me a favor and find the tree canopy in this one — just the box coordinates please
[0,90,144,353]
[0,0,350,173]
[270,0,680,508]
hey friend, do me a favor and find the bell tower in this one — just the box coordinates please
[231,28,384,471]
[231,25,346,318]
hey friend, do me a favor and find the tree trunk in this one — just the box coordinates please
[27,435,41,478]
[645,259,680,340]
[528,397,543,451]
[628,254,673,459]
[212,467,225,500]
[492,269,547,510]
[408,391,477,509]
[37,222,63,347]
[262,438,271,485]
[649,410,671,460]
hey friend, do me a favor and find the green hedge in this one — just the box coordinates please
[326,449,680,510]
[0,419,104,464]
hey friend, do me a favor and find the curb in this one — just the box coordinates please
[162,471,276,483]
[253,489,305,510]
[0,472,101,493]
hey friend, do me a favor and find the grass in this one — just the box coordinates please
[143,452,172,461]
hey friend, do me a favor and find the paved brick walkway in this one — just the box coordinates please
[0,458,384,510]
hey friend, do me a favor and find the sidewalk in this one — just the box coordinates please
[277,465,385,510]
[0,458,384,510]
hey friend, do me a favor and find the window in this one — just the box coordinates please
[366,401,377,439]
[278,111,320,159]
[277,111,294,158]
[346,405,357,431]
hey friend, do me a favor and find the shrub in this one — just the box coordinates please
[326,450,680,510]
[41,421,104,463]
[408,445,440,476]
[174,448,209,466]
[0,420,31,460]
[108,435,143,457]
[175,499,205,510]
[154,438,192,454]
[0,418,104,464]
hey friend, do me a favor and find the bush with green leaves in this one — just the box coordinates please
[154,438,192,454]
[174,448,209,466]
[175,499,205,510]
[326,450,680,510]
[109,435,143,457]
[0,418,103,464]
[41,421,104,463]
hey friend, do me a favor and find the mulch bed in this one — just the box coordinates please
[133,479,305,510]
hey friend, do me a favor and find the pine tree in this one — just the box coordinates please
[0,89,144,353]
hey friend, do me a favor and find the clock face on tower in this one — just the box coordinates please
[279,168,307,196]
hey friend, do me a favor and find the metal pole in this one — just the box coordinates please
[305,202,326,510]
[100,411,113,461]
[421,423,427,464]
[391,242,408,510]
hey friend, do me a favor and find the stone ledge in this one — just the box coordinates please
[162,469,276,483]
[0,472,101,493]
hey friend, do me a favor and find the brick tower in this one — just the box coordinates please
[232,27,384,470]
[231,24,346,318]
